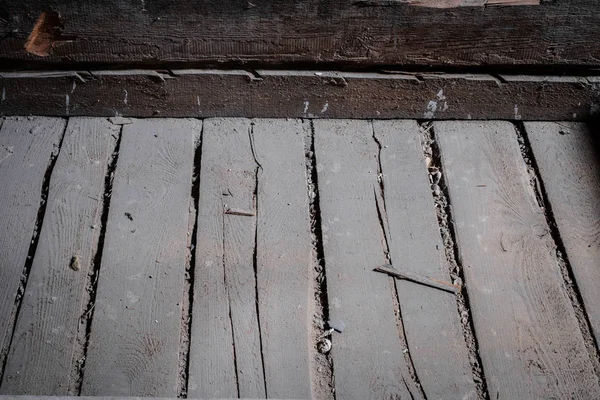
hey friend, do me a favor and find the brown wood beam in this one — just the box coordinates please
[0,70,598,120]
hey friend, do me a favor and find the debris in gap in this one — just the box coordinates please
[374,264,461,294]
[318,338,332,354]
[328,319,346,333]
[69,255,81,271]
[125,212,133,221]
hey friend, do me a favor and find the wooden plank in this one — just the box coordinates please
[80,119,198,396]
[435,120,600,399]
[0,71,598,121]
[313,119,418,399]
[0,118,118,395]
[0,0,598,66]
[525,122,600,344]
[373,120,478,399]
[251,119,312,398]
[188,118,265,398]
[0,117,65,375]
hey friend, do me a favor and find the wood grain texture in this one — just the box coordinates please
[188,118,265,399]
[435,120,600,399]
[313,119,418,400]
[80,119,198,396]
[251,119,312,398]
[0,71,597,121]
[0,117,65,374]
[373,120,477,399]
[0,118,118,395]
[0,0,597,66]
[525,122,600,345]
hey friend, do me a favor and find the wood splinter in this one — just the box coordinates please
[374,264,461,294]
[224,207,255,217]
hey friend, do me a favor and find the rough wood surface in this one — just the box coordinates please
[0,397,300,400]
[188,118,265,399]
[0,118,117,395]
[0,117,65,374]
[313,119,419,399]
[252,119,312,398]
[436,120,600,399]
[0,0,598,66]
[80,119,198,396]
[525,122,600,345]
[0,71,598,121]
[373,120,478,399]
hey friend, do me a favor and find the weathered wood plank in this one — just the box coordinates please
[0,71,597,121]
[251,119,312,398]
[436,120,600,399]
[373,120,478,399]
[80,119,198,396]
[525,122,600,345]
[0,117,65,376]
[0,397,299,400]
[0,0,598,66]
[0,118,118,395]
[188,118,265,399]
[313,119,418,399]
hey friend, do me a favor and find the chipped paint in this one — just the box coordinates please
[65,94,70,115]
[303,100,310,114]
[514,104,522,120]
[124,89,128,105]
[197,95,201,114]
[436,89,446,101]
[71,80,76,94]
[1,87,5,103]
[321,102,329,114]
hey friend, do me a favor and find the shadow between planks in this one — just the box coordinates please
[0,116,599,399]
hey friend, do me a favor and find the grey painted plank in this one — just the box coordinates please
[373,120,478,400]
[436,121,600,399]
[81,119,198,396]
[252,119,312,398]
[525,122,600,344]
[0,397,303,400]
[188,118,265,398]
[0,117,65,373]
[0,118,118,395]
[313,119,417,400]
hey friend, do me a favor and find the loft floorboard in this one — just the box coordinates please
[0,117,598,400]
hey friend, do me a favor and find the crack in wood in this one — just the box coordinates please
[420,121,490,400]
[513,121,600,380]
[372,123,427,400]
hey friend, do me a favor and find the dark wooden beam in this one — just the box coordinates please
[0,70,598,120]
[0,0,599,67]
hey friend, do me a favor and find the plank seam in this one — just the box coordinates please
[372,122,426,400]
[248,122,268,398]
[513,121,600,379]
[70,122,123,394]
[177,122,203,398]
[421,121,490,400]
[0,118,68,387]
[305,120,336,400]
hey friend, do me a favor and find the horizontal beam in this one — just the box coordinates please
[0,0,599,67]
[0,70,598,120]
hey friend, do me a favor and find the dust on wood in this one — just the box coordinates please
[525,122,600,350]
[0,117,65,385]
[373,120,479,399]
[80,119,198,396]
[313,119,419,399]
[188,118,265,398]
[0,118,118,395]
[252,119,313,398]
[435,120,600,399]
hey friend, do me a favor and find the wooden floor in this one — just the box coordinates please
[0,117,599,400]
